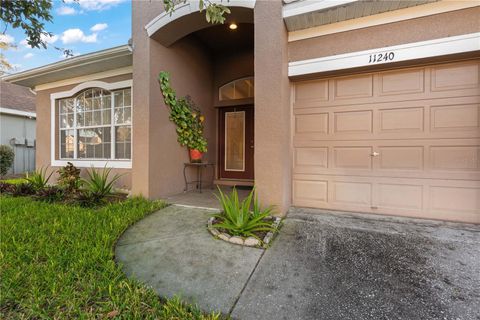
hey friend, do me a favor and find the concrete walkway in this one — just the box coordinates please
[116,205,480,320]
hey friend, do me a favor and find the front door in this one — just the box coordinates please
[219,106,254,180]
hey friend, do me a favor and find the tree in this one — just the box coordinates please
[163,0,231,24]
[0,0,73,73]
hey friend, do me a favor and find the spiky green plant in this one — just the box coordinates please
[212,187,275,239]
[25,167,53,191]
[82,165,122,204]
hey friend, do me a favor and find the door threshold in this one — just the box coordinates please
[214,179,254,187]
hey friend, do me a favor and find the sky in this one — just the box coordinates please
[1,0,132,74]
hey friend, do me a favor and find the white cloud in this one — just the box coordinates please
[0,34,15,44]
[75,0,125,11]
[42,34,59,44]
[61,29,97,44]
[23,53,34,59]
[90,23,108,32]
[20,34,58,48]
[57,6,77,15]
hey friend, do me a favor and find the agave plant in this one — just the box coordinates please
[212,187,275,239]
[26,167,54,191]
[82,165,122,204]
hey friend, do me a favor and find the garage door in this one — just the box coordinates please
[292,60,480,223]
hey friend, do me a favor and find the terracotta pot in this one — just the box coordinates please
[189,149,203,163]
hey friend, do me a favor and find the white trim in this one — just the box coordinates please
[50,80,132,100]
[288,0,480,42]
[2,45,131,84]
[283,0,357,19]
[288,32,480,77]
[50,80,133,169]
[0,107,36,118]
[51,160,132,169]
[145,0,256,37]
[35,66,132,91]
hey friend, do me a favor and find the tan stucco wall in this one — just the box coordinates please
[132,1,215,198]
[35,73,133,188]
[254,0,292,215]
[289,7,480,62]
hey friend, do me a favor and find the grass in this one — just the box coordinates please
[1,178,27,185]
[0,196,220,319]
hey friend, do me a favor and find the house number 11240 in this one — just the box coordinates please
[368,52,395,63]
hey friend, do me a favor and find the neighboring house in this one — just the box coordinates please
[0,81,36,175]
[3,0,479,223]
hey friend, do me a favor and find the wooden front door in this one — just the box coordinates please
[219,106,254,180]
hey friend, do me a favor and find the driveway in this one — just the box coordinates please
[116,205,480,320]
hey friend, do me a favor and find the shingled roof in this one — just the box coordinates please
[0,80,36,113]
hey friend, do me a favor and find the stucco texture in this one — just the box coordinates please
[289,7,480,62]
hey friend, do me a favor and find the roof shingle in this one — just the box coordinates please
[0,81,36,113]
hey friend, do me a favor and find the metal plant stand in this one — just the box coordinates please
[183,162,215,193]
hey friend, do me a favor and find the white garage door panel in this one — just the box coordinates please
[292,60,480,223]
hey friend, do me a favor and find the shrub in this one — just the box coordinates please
[0,182,16,194]
[12,183,36,196]
[26,167,53,191]
[81,166,122,205]
[35,185,64,203]
[57,162,81,192]
[0,145,15,176]
[212,187,275,239]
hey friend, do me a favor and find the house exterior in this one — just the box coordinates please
[0,81,36,174]
[3,0,479,223]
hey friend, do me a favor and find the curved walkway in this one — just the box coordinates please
[116,204,480,320]
[115,205,264,315]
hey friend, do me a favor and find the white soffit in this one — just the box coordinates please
[145,0,256,37]
[2,45,132,88]
[283,0,439,32]
[288,32,480,77]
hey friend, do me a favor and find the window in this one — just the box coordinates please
[219,77,254,101]
[58,87,132,160]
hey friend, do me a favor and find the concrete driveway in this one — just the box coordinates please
[116,205,480,320]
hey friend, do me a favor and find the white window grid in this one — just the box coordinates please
[58,87,132,161]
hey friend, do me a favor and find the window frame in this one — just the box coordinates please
[219,76,254,101]
[50,80,133,168]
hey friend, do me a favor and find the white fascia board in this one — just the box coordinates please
[145,0,256,37]
[2,45,131,85]
[0,107,36,118]
[283,0,358,18]
[289,32,480,77]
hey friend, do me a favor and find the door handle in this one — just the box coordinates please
[371,152,380,157]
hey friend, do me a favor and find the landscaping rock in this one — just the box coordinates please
[210,227,220,236]
[218,233,231,241]
[244,237,260,247]
[229,236,244,245]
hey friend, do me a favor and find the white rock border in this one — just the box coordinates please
[207,216,282,248]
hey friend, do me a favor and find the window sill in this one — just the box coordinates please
[51,160,132,169]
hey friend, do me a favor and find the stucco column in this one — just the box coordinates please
[254,0,292,215]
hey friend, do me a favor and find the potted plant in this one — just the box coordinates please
[158,72,207,162]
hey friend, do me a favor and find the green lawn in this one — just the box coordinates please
[0,196,219,319]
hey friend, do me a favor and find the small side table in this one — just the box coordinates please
[183,162,215,193]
